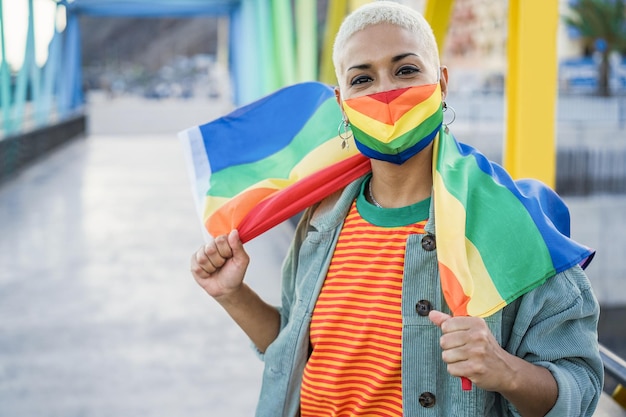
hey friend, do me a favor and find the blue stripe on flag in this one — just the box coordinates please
[198,82,335,173]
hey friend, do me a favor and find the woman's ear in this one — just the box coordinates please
[334,86,349,121]
[334,86,342,106]
[439,66,449,101]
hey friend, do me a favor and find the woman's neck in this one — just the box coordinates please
[368,143,433,208]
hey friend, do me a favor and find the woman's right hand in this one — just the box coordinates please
[190,229,250,299]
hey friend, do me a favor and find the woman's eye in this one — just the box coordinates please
[397,66,419,76]
[351,75,372,85]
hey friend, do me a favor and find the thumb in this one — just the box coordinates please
[429,310,452,327]
[227,229,248,260]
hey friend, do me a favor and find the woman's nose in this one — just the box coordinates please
[374,75,397,94]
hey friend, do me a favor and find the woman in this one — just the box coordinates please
[190,2,603,416]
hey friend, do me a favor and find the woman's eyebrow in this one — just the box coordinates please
[347,53,422,72]
[347,63,371,72]
[392,53,421,62]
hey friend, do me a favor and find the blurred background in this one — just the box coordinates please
[1,0,626,416]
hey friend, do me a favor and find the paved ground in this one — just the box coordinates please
[1,94,625,416]
[0,133,291,416]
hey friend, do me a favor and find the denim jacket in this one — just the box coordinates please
[254,175,603,417]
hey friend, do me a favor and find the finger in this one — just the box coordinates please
[203,238,228,269]
[214,234,234,259]
[429,310,451,327]
[441,345,468,365]
[446,361,474,379]
[443,316,487,335]
[440,331,468,351]
[191,249,215,277]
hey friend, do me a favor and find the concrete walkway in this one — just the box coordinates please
[0,133,290,416]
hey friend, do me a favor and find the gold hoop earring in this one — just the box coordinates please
[337,119,353,150]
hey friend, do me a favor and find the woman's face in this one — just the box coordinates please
[336,23,446,101]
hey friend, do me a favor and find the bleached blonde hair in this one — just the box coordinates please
[332,1,440,81]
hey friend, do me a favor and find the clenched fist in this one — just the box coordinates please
[190,229,250,300]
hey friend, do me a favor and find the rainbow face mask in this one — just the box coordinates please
[342,82,444,164]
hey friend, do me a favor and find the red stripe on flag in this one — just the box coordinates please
[237,153,371,242]
[229,153,371,242]
[368,87,411,104]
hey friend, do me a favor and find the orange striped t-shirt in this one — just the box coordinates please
[300,182,429,417]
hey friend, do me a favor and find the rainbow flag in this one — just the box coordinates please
[180,81,594,319]
[433,128,594,317]
[179,81,370,242]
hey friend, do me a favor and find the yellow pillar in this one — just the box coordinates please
[611,384,626,409]
[504,0,558,187]
[423,0,455,56]
[318,0,373,85]
[216,18,229,73]
[349,0,371,11]
[613,384,626,409]
[319,0,349,85]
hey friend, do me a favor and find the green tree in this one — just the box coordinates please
[563,0,626,96]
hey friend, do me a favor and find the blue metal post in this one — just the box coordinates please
[0,0,12,135]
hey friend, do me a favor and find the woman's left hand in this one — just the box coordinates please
[428,310,515,392]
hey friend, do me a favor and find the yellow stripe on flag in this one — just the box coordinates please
[289,134,360,178]
[433,164,504,317]
[203,195,230,220]
[464,235,506,317]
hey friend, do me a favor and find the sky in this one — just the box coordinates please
[2,0,61,68]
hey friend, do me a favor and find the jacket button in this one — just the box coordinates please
[421,235,436,251]
[416,300,433,317]
[419,392,436,408]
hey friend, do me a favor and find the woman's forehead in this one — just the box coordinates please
[345,23,418,46]
[340,24,430,67]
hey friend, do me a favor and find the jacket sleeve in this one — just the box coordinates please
[250,207,316,360]
[502,265,604,417]
[277,209,315,332]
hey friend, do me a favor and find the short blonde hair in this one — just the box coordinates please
[332,1,440,81]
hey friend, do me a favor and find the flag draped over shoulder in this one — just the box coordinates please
[178,81,370,243]
[180,81,594,319]
[433,128,594,317]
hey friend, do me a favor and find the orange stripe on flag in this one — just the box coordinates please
[438,262,470,317]
[206,187,276,237]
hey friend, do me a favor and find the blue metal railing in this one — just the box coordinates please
[601,344,626,386]
[0,0,83,140]
[600,343,626,410]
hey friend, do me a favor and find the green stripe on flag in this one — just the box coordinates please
[208,98,341,197]
[436,133,555,299]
